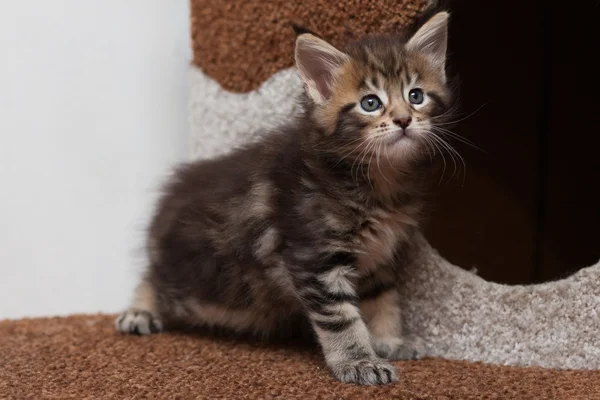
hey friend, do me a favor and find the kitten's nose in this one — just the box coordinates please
[393,117,412,129]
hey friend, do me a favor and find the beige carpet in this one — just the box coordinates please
[1,314,598,399]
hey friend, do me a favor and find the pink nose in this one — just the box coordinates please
[393,117,412,129]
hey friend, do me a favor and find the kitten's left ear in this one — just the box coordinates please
[295,34,349,104]
[406,12,449,77]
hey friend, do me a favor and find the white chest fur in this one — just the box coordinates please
[356,206,419,273]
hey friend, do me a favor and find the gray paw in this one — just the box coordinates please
[331,358,398,385]
[373,335,425,361]
[115,310,163,335]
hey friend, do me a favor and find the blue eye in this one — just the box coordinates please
[360,95,382,112]
[408,88,424,105]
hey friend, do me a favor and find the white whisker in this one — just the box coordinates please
[375,140,393,186]
[427,131,466,186]
[365,141,376,191]
[431,126,484,153]
[430,102,489,126]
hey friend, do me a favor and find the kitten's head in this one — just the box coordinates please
[295,12,452,166]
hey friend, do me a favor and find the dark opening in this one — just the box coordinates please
[424,1,600,284]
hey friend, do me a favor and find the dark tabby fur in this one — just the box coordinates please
[117,12,454,385]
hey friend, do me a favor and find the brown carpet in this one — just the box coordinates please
[1,315,598,399]
[190,0,431,92]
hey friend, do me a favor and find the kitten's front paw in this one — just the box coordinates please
[331,358,398,385]
[115,310,163,335]
[373,335,425,361]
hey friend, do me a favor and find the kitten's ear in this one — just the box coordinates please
[295,34,349,104]
[406,11,449,76]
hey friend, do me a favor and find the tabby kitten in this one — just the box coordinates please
[117,12,453,385]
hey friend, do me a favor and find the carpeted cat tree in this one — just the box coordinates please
[2,1,599,398]
[189,0,600,371]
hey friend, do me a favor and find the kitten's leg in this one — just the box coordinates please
[296,256,397,385]
[360,285,423,361]
[115,277,163,335]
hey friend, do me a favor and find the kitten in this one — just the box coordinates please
[117,12,453,385]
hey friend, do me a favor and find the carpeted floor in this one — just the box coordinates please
[1,315,598,399]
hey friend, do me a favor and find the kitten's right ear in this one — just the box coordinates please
[295,34,349,104]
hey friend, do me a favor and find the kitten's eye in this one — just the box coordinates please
[408,89,424,105]
[360,95,382,112]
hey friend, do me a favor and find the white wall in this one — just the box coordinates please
[0,1,191,319]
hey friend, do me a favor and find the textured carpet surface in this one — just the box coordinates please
[1,315,599,399]
[189,0,432,92]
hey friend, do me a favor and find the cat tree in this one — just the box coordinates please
[188,0,600,369]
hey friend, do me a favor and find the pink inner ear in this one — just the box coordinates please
[313,71,333,100]
[297,46,343,100]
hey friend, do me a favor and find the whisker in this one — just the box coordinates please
[427,131,466,186]
[431,126,476,144]
[352,140,372,182]
[375,140,393,186]
[382,140,400,174]
[426,134,447,184]
[421,134,436,162]
[432,135,459,183]
[333,138,371,161]
[430,102,489,126]
[431,126,485,153]
[358,140,376,184]
[428,107,458,121]
[365,141,376,191]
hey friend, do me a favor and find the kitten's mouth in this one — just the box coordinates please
[386,129,409,144]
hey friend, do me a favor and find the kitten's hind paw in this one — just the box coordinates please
[115,310,163,335]
[331,358,398,385]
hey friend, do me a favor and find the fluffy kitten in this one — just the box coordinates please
[117,12,453,385]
